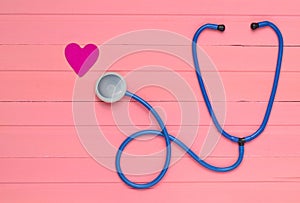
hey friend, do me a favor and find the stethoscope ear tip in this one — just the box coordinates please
[217,24,225,32]
[251,22,259,30]
[95,72,127,103]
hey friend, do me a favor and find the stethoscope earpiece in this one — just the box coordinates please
[251,22,260,30]
[216,22,260,32]
[95,72,127,103]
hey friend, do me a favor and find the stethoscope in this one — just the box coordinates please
[95,21,283,189]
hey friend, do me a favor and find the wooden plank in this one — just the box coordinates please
[0,72,298,102]
[0,15,298,45]
[0,101,298,126]
[0,125,299,158]
[0,0,299,16]
[1,182,299,203]
[0,156,299,183]
[2,45,296,72]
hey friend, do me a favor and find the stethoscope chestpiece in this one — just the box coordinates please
[95,72,127,103]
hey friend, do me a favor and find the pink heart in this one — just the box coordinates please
[65,43,99,77]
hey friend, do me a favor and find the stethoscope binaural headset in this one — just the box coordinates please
[95,21,283,189]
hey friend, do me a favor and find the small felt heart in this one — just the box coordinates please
[65,43,99,77]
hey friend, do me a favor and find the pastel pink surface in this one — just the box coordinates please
[0,0,300,203]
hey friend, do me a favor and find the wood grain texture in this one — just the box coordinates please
[0,0,299,202]
[0,16,299,45]
[0,0,299,16]
[0,126,299,158]
[1,183,299,203]
[1,102,299,126]
[1,46,298,72]
[0,157,299,183]
[0,72,299,101]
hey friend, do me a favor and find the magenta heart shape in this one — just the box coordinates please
[65,43,99,77]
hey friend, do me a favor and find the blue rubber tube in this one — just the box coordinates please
[116,91,244,189]
[115,21,283,189]
[192,21,283,143]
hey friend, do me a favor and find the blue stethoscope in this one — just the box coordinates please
[95,21,283,189]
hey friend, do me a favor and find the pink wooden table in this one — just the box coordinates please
[0,0,299,202]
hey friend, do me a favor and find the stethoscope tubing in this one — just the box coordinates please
[115,21,283,189]
[192,21,283,143]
